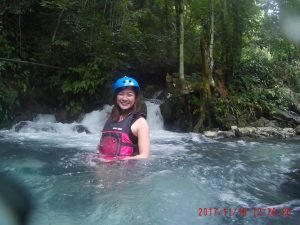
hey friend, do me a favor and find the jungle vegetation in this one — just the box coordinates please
[0,0,299,130]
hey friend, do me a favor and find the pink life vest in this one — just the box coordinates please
[98,113,144,160]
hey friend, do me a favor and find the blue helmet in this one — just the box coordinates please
[113,76,140,93]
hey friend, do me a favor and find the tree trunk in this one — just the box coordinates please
[51,8,65,46]
[213,0,231,97]
[164,0,172,58]
[110,0,114,30]
[19,13,22,58]
[222,0,232,87]
[175,0,180,48]
[193,37,212,132]
[175,0,185,81]
[209,0,215,87]
[179,0,184,80]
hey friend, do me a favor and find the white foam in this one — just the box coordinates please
[80,105,112,133]
[145,101,164,131]
[33,114,56,123]
[0,101,167,151]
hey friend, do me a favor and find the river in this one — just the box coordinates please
[0,102,299,225]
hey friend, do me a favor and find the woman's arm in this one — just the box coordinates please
[125,117,150,160]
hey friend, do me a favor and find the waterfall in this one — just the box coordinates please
[79,101,164,132]
[33,114,56,123]
[9,100,164,136]
[80,105,112,133]
[145,101,164,131]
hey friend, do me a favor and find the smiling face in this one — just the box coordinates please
[116,87,136,111]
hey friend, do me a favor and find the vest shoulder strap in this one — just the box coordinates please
[131,112,146,124]
[128,112,146,145]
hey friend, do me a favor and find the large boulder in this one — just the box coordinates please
[13,121,30,132]
[159,95,192,131]
[271,109,300,127]
[250,117,278,128]
[72,125,91,134]
[295,125,300,135]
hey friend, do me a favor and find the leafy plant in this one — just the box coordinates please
[0,82,20,125]
[234,47,275,91]
[50,57,109,113]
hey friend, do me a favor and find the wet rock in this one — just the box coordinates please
[160,94,194,132]
[204,130,237,138]
[72,125,91,134]
[217,131,236,138]
[203,131,218,137]
[55,110,79,123]
[203,126,296,139]
[13,121,30,132]
[295,125,300,135]
[250,117,278,128]
[231,125,238,130]
[271,109,300,127]
[256,127,281,137]
[13,121,57,133]
[234,126,296,138]
[281,128,296,137]
[40,126,56,132]
[234,127,258,137]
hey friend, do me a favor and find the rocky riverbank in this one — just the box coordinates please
[203,109,300,139]
[204,125,300,139]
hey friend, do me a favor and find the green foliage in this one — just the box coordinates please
[214,82,294,128]
[258,0,300,61]
[186,94,201,116]
[273,60,300,92]
[214,92,274,128]
[0,82,20,125]
[234,47,275,91]
[0,35,15,58]
[217,46,296,127]
[112,4,177,66]
[0,0,299,130]
[50,57,108,113]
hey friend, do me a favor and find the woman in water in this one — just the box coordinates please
[98,76,150,160]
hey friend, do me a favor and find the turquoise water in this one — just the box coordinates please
[0,104,300,225]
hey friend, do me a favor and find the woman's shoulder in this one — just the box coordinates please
[135,116,147,123]
[131,115,149,129]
